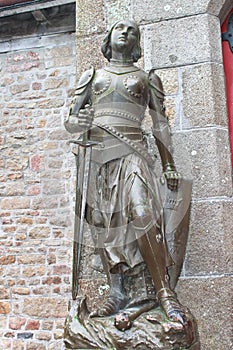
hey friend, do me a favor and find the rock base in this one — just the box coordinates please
[64,297,200,350]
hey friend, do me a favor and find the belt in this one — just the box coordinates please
[90,126,143,142]
[93,121,156,167]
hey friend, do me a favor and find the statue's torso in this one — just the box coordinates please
[89,65,149,164]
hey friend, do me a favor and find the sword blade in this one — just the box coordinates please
[72,141,93,300]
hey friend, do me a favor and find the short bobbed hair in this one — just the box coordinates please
[101,20,142,62]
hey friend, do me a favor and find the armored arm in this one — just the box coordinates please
[148,69,180,190]
[64,67,95,133]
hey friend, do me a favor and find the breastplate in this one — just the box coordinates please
[91,66,149,126]
[89,66,149,164]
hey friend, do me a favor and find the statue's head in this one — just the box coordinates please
[101,19,142,62]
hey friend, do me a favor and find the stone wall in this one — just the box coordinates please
[75,1,233,350]
[0,29,76,349]
[0,1,232,349]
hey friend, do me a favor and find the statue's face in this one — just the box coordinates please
[110,20,139,55]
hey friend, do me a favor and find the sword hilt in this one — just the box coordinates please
[69,128,99,147]
[69,139,99,147]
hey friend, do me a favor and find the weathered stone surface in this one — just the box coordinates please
[45,78,68,90]
[0,256,16,265]
[35,331,52,341]
[33,286,50,295]
[0,26,76,349]
[23,298,68,318]
[22,266,45,278]
[25,320,40,330]
[1,182,25,196]
[17,255,45,265]
[1,198,30,210]
[12,340,25,350]
[7,61,40,73]
[185,200,233,275]
[30,155,45,172]
[48,341,64,350]
[0,339,11,350]
[0,287,10,299]
[76,34,106,78]
[42,277,61,285]
[181,63,228,128]
[12,287,30,296]
[36,98,65,109]
[143,14,222,70]
[54,330,63,339]
[105,0,131,29]
[26,342,46,350]
[0,302,10,314]
[44,44,75,69]
[29,226,51,239]
[5,266,20,278]
[42,320,53,331]
[208,0,230,17]
[164,97,177,126]
[132,0,227,24]
[155,68,179,95]
[42,181,65,195]
[76,0,104,37]
[79,278,112,312]
[176,276,233,350]
[0,316,7,331]
[9,317,26,330]
[10,83,30,95]
[173,129,232,198]
[53,265,71,275]
[31,197,59,210]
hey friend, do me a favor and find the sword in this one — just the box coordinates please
[70,132,98,300]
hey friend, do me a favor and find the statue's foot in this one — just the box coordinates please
[157,288,186,325]
[90,294,129,318]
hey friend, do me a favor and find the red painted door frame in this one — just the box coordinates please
[222,8,233,166]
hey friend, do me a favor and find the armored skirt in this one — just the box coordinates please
[86,149,167,275]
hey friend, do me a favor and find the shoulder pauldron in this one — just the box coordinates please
[148,68,164,99]
[75,66,95,95]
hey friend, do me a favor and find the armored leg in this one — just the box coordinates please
[90,247,129,317]
[90,229,129,318]
[132,214,169,291]
[132,214,186,324]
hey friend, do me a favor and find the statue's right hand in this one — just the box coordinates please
[72,104,94,131]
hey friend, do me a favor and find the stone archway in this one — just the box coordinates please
[205,0,233,23]
[218,0,233,23]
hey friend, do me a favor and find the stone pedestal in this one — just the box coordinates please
[64,297,200,350]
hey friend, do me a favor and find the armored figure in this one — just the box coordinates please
[65,20,187,325]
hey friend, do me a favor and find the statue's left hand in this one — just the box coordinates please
[163,170,181,191]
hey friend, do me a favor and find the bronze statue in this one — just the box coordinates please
[64,19,199,350]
